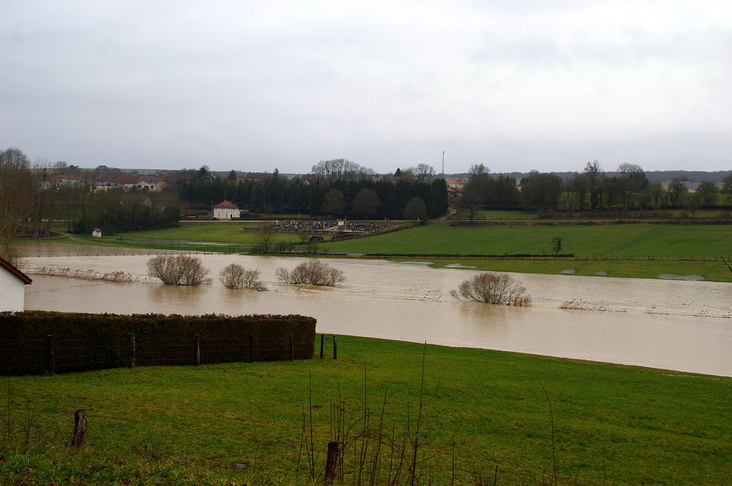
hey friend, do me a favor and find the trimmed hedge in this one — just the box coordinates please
[0,312,316,375]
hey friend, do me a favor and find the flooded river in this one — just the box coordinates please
[18,246,732,377]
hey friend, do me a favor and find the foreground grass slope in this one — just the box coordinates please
[2,336,731,485]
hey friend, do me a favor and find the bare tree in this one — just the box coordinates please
[450,272,531,306]
[648,181,666,208]
[667,177,687,206]
[617,163,648,190]
[583,160,604,209]
[551,236,563,256]
[311,159,375,181]
[412,163,436,183]
[695,181,718,207]
[147,255,211,286]
[455,191,481,223]
[683,193,700,220]
[219,263,264,290]
[565,173,589,211]
[469,163,489,175]
[723,174,732,204]
[254,223,276,253]
[0,148,36,263]
[275,259,345,286]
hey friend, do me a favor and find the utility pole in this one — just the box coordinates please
[441,151,445,175]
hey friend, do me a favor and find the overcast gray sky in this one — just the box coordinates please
[2,0,731,174]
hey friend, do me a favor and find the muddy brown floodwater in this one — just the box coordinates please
[17,244,732,377]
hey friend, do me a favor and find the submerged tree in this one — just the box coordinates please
[219,263,264,290]
[275,259,345,286]
[451,272,531,306]
[147,255,211,286]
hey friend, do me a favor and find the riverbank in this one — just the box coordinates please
[2,335,730,485]
[15,220,732,281]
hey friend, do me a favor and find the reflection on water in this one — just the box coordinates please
[20,249,732,377]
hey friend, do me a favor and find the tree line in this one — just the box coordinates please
[68,190,180,234]
[459,161,732,217]
[179,168,449,221]
[0,149,449,263]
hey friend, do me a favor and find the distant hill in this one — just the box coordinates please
[445,170,731,182]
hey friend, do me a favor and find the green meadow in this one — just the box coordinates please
[323,223,732,282]
[2,336,731,485]
[324,223,729,259]
[115,221,301,245]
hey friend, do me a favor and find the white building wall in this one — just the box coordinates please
[0,271,26,312]
[214,208,240,219]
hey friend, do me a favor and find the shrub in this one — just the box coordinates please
[275,259,345,286]
[450,272,531,306]
[219,263,264,290]
[147,255,211,286]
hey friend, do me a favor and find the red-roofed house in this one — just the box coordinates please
[136,175,166,191]
[116,175,141,190]
[0,256,32,312]
[213,201,241,219]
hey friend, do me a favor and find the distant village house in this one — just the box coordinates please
[213,201,241,219]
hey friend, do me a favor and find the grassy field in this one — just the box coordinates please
[323,223,732,282]
[449,208,731,222]
[1,336,730,485]
[114,221,302,245]
[324,223,729,259]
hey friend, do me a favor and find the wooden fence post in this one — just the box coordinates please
[71,410,87,448]
[320,335,324,359]
[333,335,337,360]
[130,333,136,368]
[46,335,55,375]
[325,440,341,482]
[195,335,201,366]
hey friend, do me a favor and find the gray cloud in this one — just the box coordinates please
[1,0,731,174]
